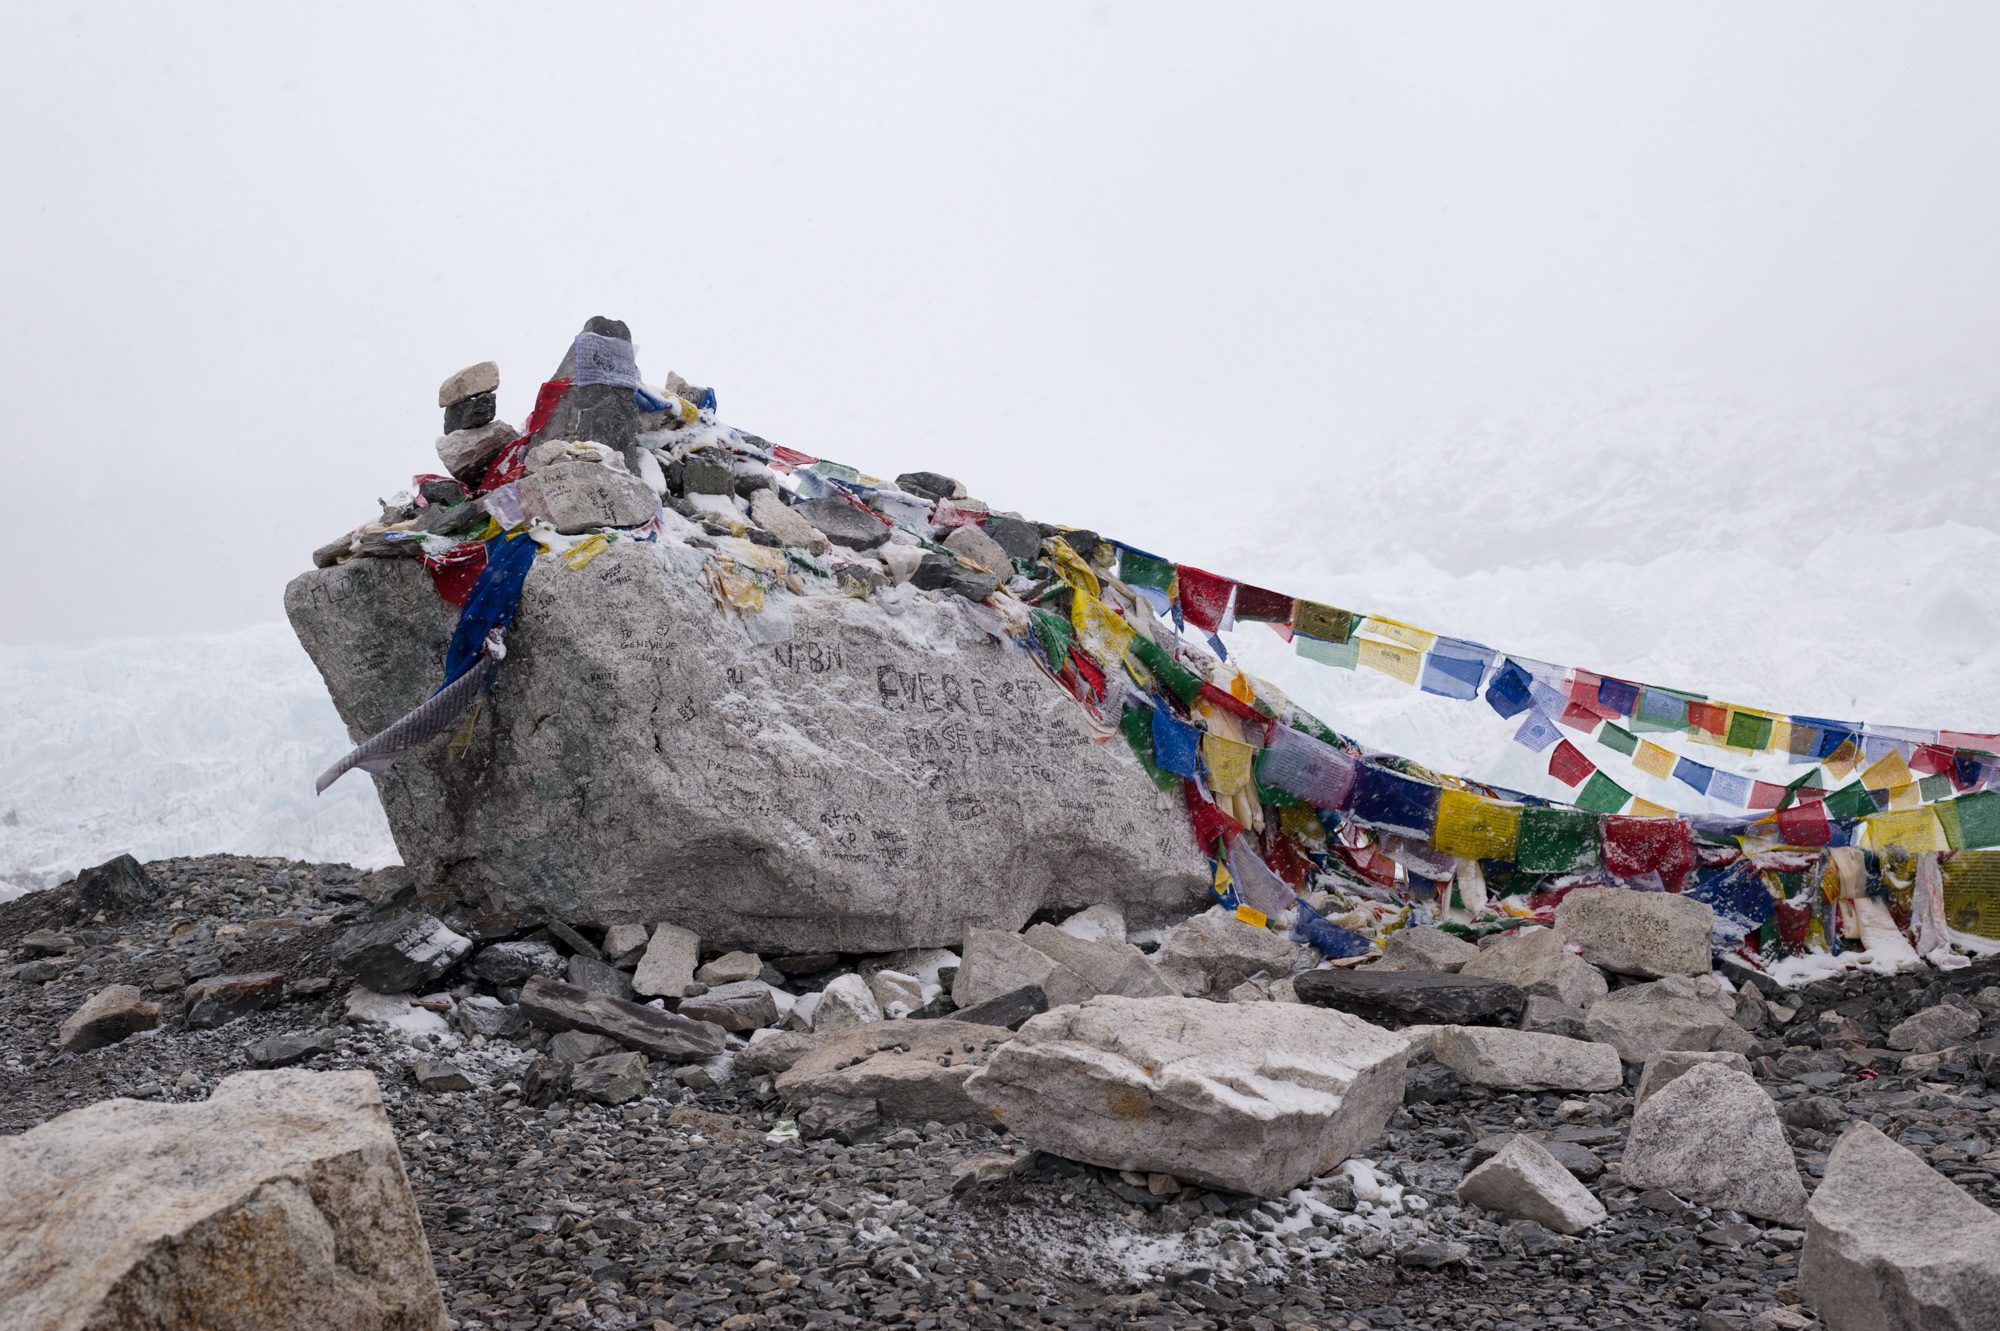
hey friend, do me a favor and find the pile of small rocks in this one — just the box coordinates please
[6,853,2000,1329]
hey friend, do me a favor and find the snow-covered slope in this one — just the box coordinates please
[0,624,395,898]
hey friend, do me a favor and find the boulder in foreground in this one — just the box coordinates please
[1620,1062,1808,1225]
[0,1069,445,1331]
[961,994,1408,1197]
[287,543,1206,952]
[1457,1135,1607,1234]
[1803,1120,2000,1331]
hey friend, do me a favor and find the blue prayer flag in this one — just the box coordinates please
[1485,659,1535,719]
[1672,756,1716,795]
[1150,708,1203,779]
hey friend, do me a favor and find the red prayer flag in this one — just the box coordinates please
[419,540,489,606]
[1912,744,1955,777]
[1548,739,1595,787]
[1184,781,1244,852]
[767,444,818,472]
[1175,565,1237,634]
[1197,682,1275,743]
[1748,780,1788,810]
[1069,647,1106,701]
[1558,701,1603,732]
[1775,798,1832,847]
[1232,584,1295,624]
[1601,815,1694,884]
[1686,701,1729,736]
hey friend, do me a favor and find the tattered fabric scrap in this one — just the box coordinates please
[420,540,488,606]
[1226,836,1298,917]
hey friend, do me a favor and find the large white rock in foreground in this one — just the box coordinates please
[961,994,1409,1197]
[0,1069,445,1331]
[287,542,1206,951]
[1803,1121,2000,1331]
[1620,1062,1808,1225]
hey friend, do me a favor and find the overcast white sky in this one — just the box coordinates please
[4,3,1997,647]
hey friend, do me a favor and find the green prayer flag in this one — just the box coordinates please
[1118,547,1176,592]
[1576,772,1631,814]
[1778,767,1823,811]
[1292,600,1357,643]
[1296,636,1359,670]
[1919,773,1954,804]
[1598,723,1638,756]
[1128,633,1204,709]
[1633,687,1693,732]
[1726,710,1774,750]
[1823,781,1878,822]
[1949,790,2000,849]
[1515,806,1600,874]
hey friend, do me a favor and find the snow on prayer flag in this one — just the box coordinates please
[1516,806,1600,873]
[1601,814,1693,879]
[1432,789,1521,860]
[1548,739,1595,787]
[1775,798,1832,847]
[1576,771,1630,814]
[1174,565,1235,634]
[1513,710,1561,753]
[1671,756,1715,794]
[1485,660,1535,719]
[1346,765,1442,838]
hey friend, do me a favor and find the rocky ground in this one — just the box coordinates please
[5,855,1999,1331]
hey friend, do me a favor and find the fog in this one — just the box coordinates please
[3,2,1996,647]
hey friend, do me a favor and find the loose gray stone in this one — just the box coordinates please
[601,923,650,963]
[1019,922,1175,1000]
[438,360,499,408]
[435,420,519,483]
[953,927,1093,1010]
[1803,1120,2000,1331]
[442,389,495,434]
[1555,887,1716,978]
[58,985,161,1054]
[940,983,1047,1030]
[1887,1003,1981,1053]
[894,471,962,501]
[908,553,1000,601]
[571,1051,650,1106]
[1458,1135,1607,1235]
[1519,994,1589,1039]
[452,995,527,1040]
[1295,968,1527,1028]
[514,462,657,534]
[632,925,700,998]
[517,976,727,1063]
[1621,1063,1808,1225]
[0,1070,446,1330]
[695,951,763,986]
[1153,909,1301,997]
[983,516,1044,561]
[330,912,471,994]
[547,1030,621,1063]
[735,1030,821,1078]
[793,497,891,550]
[1429,1025,1623,1092]
[1635,1048,1753,1106]
[285,541,1206,953]
[867,969,926,1018]
[811,973,882,1033]
[64,853,160,923]
[466,940,565,987]
[943,524,1014,575]
[183,971,285,1029]
[778,1020,1014,1124]
[961,995,1408,1198]
[565,953,635,1001]
[678,979,783,1032]
[1469,1134,1603,1181]
[412,1058,473,1093]
[1056,903,1127,943]
[1585,975,1739,1063]
[244,1028,340,1069]
[1460,926,1608,1010]
[1376,925,1480,973]
[748,488,831,553]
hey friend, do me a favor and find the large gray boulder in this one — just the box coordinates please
[1460,926,1608,1011]
[1584,975,1740,1063]
[1554,887,1715,978]
[1803,1121,2000,1330]
[287,541,1206,952]
[0,1069,445,1330]
[961,995,1408,1197]
[1620,1063,1808,1225]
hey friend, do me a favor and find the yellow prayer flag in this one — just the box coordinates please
[1431,789,1522,860]
[1861,748,1915,792]
[1628,796,1677,818]
[1823,739,1861,781]
[1359,615,1437,652]
[1886,781,1921,811]
[1358,639,1423,685]
[1768,719,1794,756]
[1202,732,1256,797]
[1228,669,1256,705]
[1046,538,1100,598]
[561,533,611,570]
[1071,592,1137,664]
[1235,904,1268,928]
[1633,741,1678,780]
[1280,801,1326,848]
[1866,807,1948,854]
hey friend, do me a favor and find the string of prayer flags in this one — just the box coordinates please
[1860,748,1916,794]
[1597,722,1638,756]
[1548,739,1595,787]
[1774,797,1834,847]
[1706,770,1753,806]
[1726,709,1776,751]
[1516,806,1600,874]
[1596,677,1641,717]
[1072,591,1137,663]
[1432,789,1522,860]
[1126,633,1204,710]
[1632,741,1678,780]
[1175,565,1235,634]
[1292,599,1356,644]
[1119,704,1181,792]
[1823,781,1879,821]
[1945,790,2000,849]
[1629,795,1676,818]
[1183,782,1243,853]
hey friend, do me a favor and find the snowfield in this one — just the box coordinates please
[4,372,1995,899]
